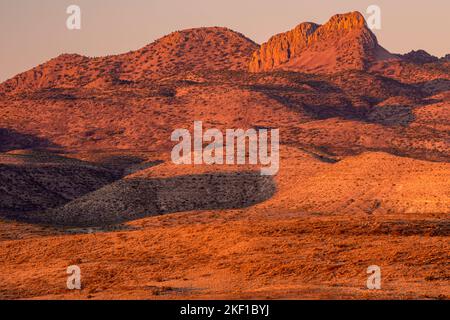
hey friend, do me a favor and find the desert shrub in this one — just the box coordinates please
[157,87,176,97]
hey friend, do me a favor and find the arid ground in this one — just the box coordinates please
[0,12,448,299]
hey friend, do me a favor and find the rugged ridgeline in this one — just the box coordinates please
[399,50,440,64]
[0,11,449,159]
[249,12,396,73]
[0,27,258,94]
[1,11,449,94]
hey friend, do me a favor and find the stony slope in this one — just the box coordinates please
[0,70,448,161]
[0,151,118,215]
[0,27,258,94]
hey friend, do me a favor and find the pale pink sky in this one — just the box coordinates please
[1,0,449,82]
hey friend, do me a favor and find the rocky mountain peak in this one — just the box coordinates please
[249,11,393,73]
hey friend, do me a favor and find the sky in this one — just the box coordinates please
[1,0,449,82]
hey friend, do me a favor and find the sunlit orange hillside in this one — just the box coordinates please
[0,11,448,300]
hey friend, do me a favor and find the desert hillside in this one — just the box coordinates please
[0,11,448,300]
[0,27,257,94]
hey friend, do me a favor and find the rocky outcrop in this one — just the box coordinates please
[249,22,319,71]
[249,11,396,73]
[401,50,439,64]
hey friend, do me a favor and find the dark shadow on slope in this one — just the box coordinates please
[61,153,164,176]
[15,171,276,228]
[0,162,118,214]
[94,154,153,172]
[249,83,369,121]
[253,84,423,127]
[415,78,450,96]
[246,70,428,126]
[366,105,416,126]
[0,128,62,152]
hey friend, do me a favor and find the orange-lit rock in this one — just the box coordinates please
[250,11,395,73]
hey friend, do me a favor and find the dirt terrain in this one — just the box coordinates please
[0,12,448,300]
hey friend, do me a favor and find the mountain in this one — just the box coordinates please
[2,13,448,93]
[0,27,258,94]
[249,11,396,73]
[0,10,449,300]
[0,11,448,159]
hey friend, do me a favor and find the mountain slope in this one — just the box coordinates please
[0,27,258,94]
[117,27,258,81]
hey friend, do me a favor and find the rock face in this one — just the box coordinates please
[248,22,319,72]
[249,11,395,73]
